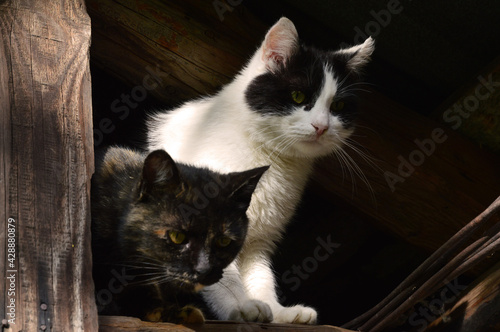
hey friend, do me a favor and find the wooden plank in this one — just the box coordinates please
[431,56,500,154]
[311,88,500,254]
[87,0,267,104]
[98,316,353,332]
[0,0,97,331]
[0,5,11,327]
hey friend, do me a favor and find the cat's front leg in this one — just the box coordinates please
[239,248,317,324]
[202,261,273,322]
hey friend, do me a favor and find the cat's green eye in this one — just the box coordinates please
[216,236,232,248]
[291,91,306,104]
[168,230,186,244]
[330,100,345,112]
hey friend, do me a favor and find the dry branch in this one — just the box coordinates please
[343,196,500,332]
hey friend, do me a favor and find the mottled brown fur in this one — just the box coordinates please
[91,147,267,323]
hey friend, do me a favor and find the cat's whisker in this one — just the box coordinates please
[280,138,300,157]
[255,132,292,160]
[269,136,298,161]
[133,277,176,287]
[332,148,349,183]
[336,143,377,205]
[251,127,285,147]
[333,147,357,194]
[351,124,384,140]
[343,138,384,174]
[343,88,372,95]
[254,134,290,153]
[339,80,374,91]
[338,148,363,199]
[335,72,354,92]
[250,126,283,138]
[118,264,162,271]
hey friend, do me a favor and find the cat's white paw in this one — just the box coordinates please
[228,299,273,323]
[273,305,317,324]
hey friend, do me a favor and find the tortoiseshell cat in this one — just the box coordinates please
[91,147,268,323]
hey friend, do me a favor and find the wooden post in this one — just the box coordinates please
[0,1,97,331]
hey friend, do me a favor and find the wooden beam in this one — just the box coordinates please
[430,56,500,154]
[0,0,97,331]
[87,0,267,104]
[312,88,500,254]
[98,316,354,332]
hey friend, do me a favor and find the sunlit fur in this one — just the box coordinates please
[147,17,374,324]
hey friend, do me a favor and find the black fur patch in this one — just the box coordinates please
[245,45,363,126]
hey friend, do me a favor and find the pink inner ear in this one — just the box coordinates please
[263,32,285,66]
[269,52,284,65]
[262,18,299,71]
[263,37,292,71]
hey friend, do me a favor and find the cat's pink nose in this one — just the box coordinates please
[312,123,328,136]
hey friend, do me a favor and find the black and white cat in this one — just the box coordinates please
[148,17,374,324]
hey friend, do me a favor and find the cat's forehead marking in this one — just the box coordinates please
[316,67,338,106]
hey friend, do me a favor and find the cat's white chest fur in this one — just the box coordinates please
[148,17,374,324]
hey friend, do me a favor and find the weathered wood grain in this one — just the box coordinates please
[312,88,500,255]
[431,56,500,154]
[87,0,267,104]
[98,315,354,332]
[0,0,96,331]
[0,6,11,329]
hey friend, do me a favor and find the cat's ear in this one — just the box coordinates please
[227,166,269,210]
[139,149,179,198]
[335,37,375,73]
[261,17,299,73]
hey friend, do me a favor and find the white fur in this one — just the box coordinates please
[147,17,373,324]
[336,37,375,72]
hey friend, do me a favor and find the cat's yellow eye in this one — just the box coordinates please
[216,236,232,248]
[291,91,306,104]
[168,230,186,244]
[331,100,345,112]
